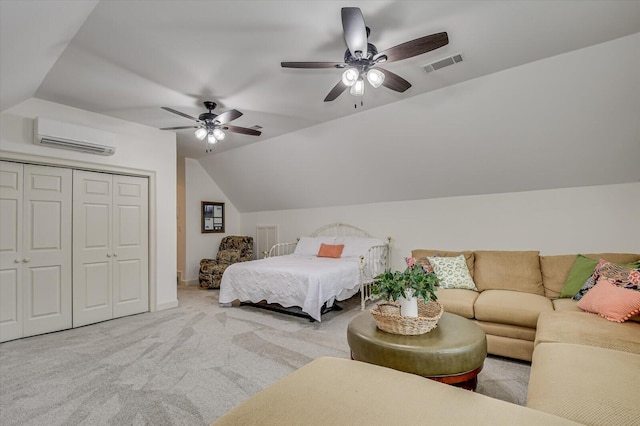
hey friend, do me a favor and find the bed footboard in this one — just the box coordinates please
[359,241,390,310]
[267,241,297,257]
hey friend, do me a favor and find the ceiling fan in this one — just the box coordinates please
[161,101,261,152]
[281,7,449,102]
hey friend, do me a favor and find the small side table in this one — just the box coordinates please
[347,311,487,390]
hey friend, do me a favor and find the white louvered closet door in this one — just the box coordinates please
[73,170,113,327]
[0,161,72,342]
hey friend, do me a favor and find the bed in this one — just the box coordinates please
[219,223,390,321]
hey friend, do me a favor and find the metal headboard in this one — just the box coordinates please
[310,222,373,238]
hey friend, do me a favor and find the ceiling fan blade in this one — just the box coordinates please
[161,107,199,122]
[215,109,243,125]
[225,125,262,136]
[377,32,449,63]
[324,80,348,102]
[160,126,199,130]
[377,67,412,92]
[341,7,367,58]
[281,61,345,69]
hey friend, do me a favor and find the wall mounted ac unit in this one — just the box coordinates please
[33,117,116,156]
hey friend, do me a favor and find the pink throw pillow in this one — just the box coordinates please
[577,277,640,322]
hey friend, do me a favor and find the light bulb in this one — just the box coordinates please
[194,127,207,140]
[212,128,225,141]
[341,68,359,87]
[366,68,385,88]
[350,79,365,96]
[207,133,217,144]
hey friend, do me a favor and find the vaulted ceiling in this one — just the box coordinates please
[2,1,639,212]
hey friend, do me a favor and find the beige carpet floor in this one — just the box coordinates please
[0,285,530,425]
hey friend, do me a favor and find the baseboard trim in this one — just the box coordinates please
[156,299,179,311]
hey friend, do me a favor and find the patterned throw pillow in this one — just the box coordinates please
[573,259,640,301]
[415,257,435,274]
[577,277,640,322]
[217,249,241,265]
[427,254,477,291]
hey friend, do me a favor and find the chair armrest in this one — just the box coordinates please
[200,258,220,267]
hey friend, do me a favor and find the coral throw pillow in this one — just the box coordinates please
[577,277,640,322]
[573,259,640,301]
[317,243,344,258]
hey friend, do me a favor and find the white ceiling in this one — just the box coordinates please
[1,1,639,212]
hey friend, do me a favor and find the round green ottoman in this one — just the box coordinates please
[347,311,487,390]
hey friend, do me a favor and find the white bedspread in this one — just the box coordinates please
[219,255,361,321]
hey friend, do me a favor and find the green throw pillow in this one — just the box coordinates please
[558,255,598,298]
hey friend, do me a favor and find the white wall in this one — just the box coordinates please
[177,156,186,282]
[183,158,242,284]
[0,98,178,310]
[240,183,640,270]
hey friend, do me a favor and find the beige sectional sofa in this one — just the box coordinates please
[214,250,640,425]
[412,249,640,361]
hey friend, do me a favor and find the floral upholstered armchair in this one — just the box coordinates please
[199,236,254,289]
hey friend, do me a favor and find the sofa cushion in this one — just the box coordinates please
[576,277,640,323]
[540,254,577,299]
[473,251,543,295]
[474,289,553,328]
[427,255,477,291]
[475,321,537,342]
[535,311,640,354]
[435,288,478,319]
[411,249,475,277]
[551,298,582,312]
[214,357,576,426]
[527,342,640,426]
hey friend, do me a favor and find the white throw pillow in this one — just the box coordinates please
[427,254,478,291]
[293,236,336,256]
[336,237,387,258]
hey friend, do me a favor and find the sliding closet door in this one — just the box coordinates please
[22,165,72,337]
[112,174,148,318]
[0,162,24,342]
[73,170,113,327]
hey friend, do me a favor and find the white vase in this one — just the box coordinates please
[399,289,418,317]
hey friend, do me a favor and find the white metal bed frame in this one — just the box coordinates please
[267,222,391,310]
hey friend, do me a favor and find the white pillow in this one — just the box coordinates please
[337,237,387,258]
[293,236,336,256]
[427,254,478,291]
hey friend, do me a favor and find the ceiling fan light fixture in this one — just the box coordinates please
[350,78,365,96]
[341,67,359,87]
[194,127,208,140]
[212,128,226,141]
[366,68,385,88]
[207,133,217,145]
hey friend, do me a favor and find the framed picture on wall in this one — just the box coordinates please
[202,201,224,233]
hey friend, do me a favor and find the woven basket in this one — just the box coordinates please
[370,299,443,335]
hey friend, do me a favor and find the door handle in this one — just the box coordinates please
[23,258,31,263]
[113,253,118,257]
[15,259,21,263]
[107,254,112,257]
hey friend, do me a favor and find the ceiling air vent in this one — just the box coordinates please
[422,53,464,73]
